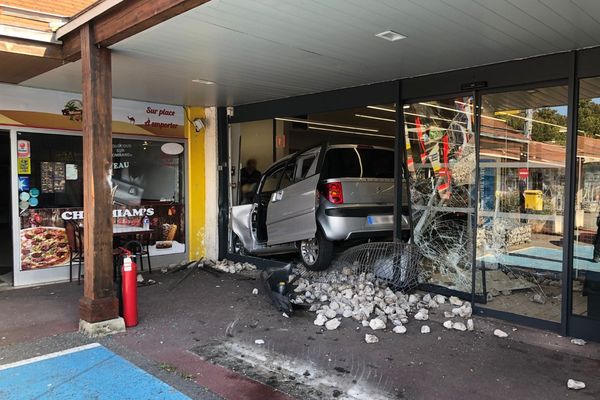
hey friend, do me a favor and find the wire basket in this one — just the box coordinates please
[294,241,421,291]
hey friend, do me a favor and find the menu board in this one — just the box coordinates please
[40,162,53,193]
[53,162,66,192]
[40,162,66,193]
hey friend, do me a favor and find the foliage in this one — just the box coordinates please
[503,100,600,143]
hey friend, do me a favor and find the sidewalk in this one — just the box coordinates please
[1,269,599,399]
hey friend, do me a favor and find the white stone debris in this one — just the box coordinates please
[254,339,265,345]
[314,314,327,326]
[452,322,467,332]
[493,329,508,338]
[365,334,379,343]
[449,296,463,306]
[452,303,472,318]
[325,319,341,330]
[252,288,259,295]
[136,274,144,283]
[467,319,474,331]
[282,312,289,318]
[567,379,586,390]
[570,338,586,346]
[443,320,453,329]
[369,318,386,331]
[213,259,257,274]
[408,294,420,305]
[414,309,429,321]
[291,265,477,342]
[393,325,407,334]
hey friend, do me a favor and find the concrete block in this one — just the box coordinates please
[79,317,126,337]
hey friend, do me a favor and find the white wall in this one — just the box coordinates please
[204,107,219,261]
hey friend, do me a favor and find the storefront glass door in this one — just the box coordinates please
[571,77,600,326]
[403,96,477,294]
[477,85,568,323]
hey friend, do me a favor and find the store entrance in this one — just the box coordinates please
[0,132,12,286]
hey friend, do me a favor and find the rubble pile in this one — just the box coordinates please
[292,266,475,336]
[477,219,532,251]
[212,259,257,274]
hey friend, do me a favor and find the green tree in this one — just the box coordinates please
[505,108,567,144]
[577,99,600,138]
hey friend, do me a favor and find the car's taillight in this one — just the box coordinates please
[323,181,344,204]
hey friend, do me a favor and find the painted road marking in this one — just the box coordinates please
[0,343,191,399]
[0,343,101,371]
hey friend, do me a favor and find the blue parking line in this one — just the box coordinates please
[0,343,190,400]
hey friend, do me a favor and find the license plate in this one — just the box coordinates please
[367,215,393,225]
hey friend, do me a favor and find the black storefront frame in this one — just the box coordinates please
[217,47,600,340]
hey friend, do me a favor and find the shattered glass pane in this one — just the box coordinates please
[404,98,477,293]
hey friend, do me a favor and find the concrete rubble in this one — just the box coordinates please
[567,379,586,390]
[364,334,379,343]
[289,266,486,340]
[213,259,258,274]
[493,329,508,338]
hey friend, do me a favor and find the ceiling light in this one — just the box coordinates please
[355,114,395,122]
[308,126,393,139]
[275,117,378,132]
[375,30,406,42]
[367,105,395,113]
[191,79,215,85]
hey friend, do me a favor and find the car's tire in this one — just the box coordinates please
[232,234,247,256]
[300,229,334,271]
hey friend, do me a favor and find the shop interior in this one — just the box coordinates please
[228,82,600,326]
[0,132,11,287]
[228,104,398,266]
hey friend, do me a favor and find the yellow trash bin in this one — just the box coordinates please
[524,190,543,211]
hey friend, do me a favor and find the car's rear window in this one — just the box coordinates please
[320,148,394,179]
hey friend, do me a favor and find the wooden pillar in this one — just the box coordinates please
[79,23,118,323]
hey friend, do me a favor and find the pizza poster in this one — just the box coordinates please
[19,204,185,271]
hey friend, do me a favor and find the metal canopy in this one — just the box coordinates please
[21,0,600,106]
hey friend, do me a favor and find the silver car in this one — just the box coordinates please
[231,144,409,270]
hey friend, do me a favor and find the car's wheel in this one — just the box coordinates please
[232,234,247,256]
[300,230,333,271]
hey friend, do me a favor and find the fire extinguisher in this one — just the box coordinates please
[121,251,138,327]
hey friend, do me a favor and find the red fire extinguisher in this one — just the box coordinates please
[121,251,138,327]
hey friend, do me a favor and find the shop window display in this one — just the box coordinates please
[477,86,568,322]
[403,98,477,293]
[17,133,185,271]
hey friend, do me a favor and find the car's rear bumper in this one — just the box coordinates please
[318,205,409,241]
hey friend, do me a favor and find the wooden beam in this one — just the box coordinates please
[0,35,62,59]
[62,0,210,61]
[78,23,118,324]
